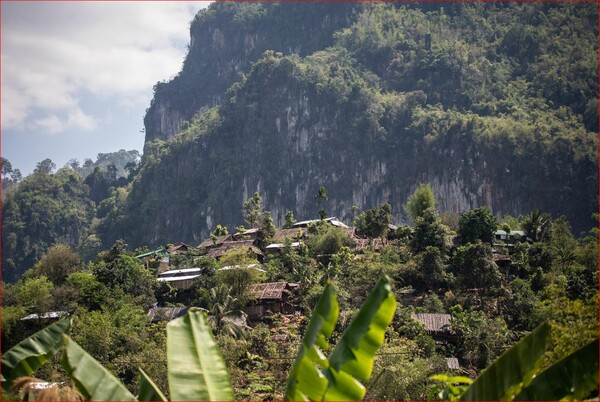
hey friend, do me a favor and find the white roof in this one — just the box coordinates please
[292,217,349,228]
[266,242,301,249]
[22,311,69,320]
[218,263,266,273]
[158,267,203,277]
[157,274,201,283]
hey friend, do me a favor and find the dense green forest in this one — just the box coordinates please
[1,3,598,399]
[2,187,598,399]
[138,2,597,247]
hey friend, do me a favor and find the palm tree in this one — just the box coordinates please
[206,284,248,338]
[522,209,551,242]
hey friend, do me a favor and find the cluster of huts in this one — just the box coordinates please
[21,218,531,374]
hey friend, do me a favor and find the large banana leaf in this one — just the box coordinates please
[166,308,234,401]
[285,277,396,401]
[284,284,339,401]
[323,276,396,400]
[459,322,551,401]
[1,318,70,393]
[515,338,599,400]
[61,335,135,401]
[138,368,167,401]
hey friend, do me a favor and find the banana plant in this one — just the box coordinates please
[456,321,599,401]
[1,317,71,394]
[285,276,397,401]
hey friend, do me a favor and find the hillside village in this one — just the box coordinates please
[2,2,598,398]
[3,188,598,400]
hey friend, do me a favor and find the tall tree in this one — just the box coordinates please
[404,183,436,222]
[243,192,263,228]
[458,207,498,244]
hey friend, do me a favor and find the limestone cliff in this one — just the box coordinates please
[108,2,598,248]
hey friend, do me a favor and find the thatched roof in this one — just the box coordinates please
[272,228,306,242]
[205,240,263,259]
[198,235,233,249]
[248,282,297,300]
[411,313,452,334]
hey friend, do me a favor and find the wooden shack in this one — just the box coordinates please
[245,282,299,319]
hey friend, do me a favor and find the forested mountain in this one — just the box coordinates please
[2,2,598,279]
[116,2,596,248]
[1,4,597,397]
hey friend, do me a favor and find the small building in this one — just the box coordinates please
[509,230,527,242]
[167,242,193,254]
[205,240,264,262]
[265,242,302,257]
[292,217,349,229]
[245,282,299,319]
[198,235,233,250]
[494,230,508,241]
[135,249,170,271]
[218,263,266,273]
[157,267,203,289]
[22,311,69,321]
[232,228,260,241]
[272,228,306,242]
[411,313,453,343]
[353,238,386,251]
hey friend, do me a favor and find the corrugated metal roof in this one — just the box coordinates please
[266,242,301,249]
[218,264,266,273]
[411,313,452,334]
[292,217,349,228]
[158,267,203,277]
[135,249,168,259]
[22,311,69,320]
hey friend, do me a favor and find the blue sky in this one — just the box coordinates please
[2,1,209,175]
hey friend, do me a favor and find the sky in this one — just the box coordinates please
[2,1,210,175]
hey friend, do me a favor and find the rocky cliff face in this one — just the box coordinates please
[117,3,597,248]
[143,3,359,144]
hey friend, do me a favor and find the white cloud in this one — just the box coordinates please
[2,1,208,133]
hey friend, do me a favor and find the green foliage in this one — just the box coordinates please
[211,224,229,237]
[61,335,136,401]
[514,338,599,400]
[138,368,167,401]
[451,242,502,293]
[450,305,509,369]
[404,183,436,222]
[243,192,263,228]
[458,207,498,244]
[285,277,396,400]
[459,322,550,400]
[355,203,394,238]
[1,318,70,393]
[32,244,81,285]
[2,167,95,282]
[167,310,234,401]
[15,276,55,313]
[410,208,448,254]
[283,211,296,229]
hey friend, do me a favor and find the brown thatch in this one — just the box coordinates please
[205,240,263,259]
[411,313,452,334]
[272,228,306,242]
[249,282,295,300]
[198,235,233,249]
